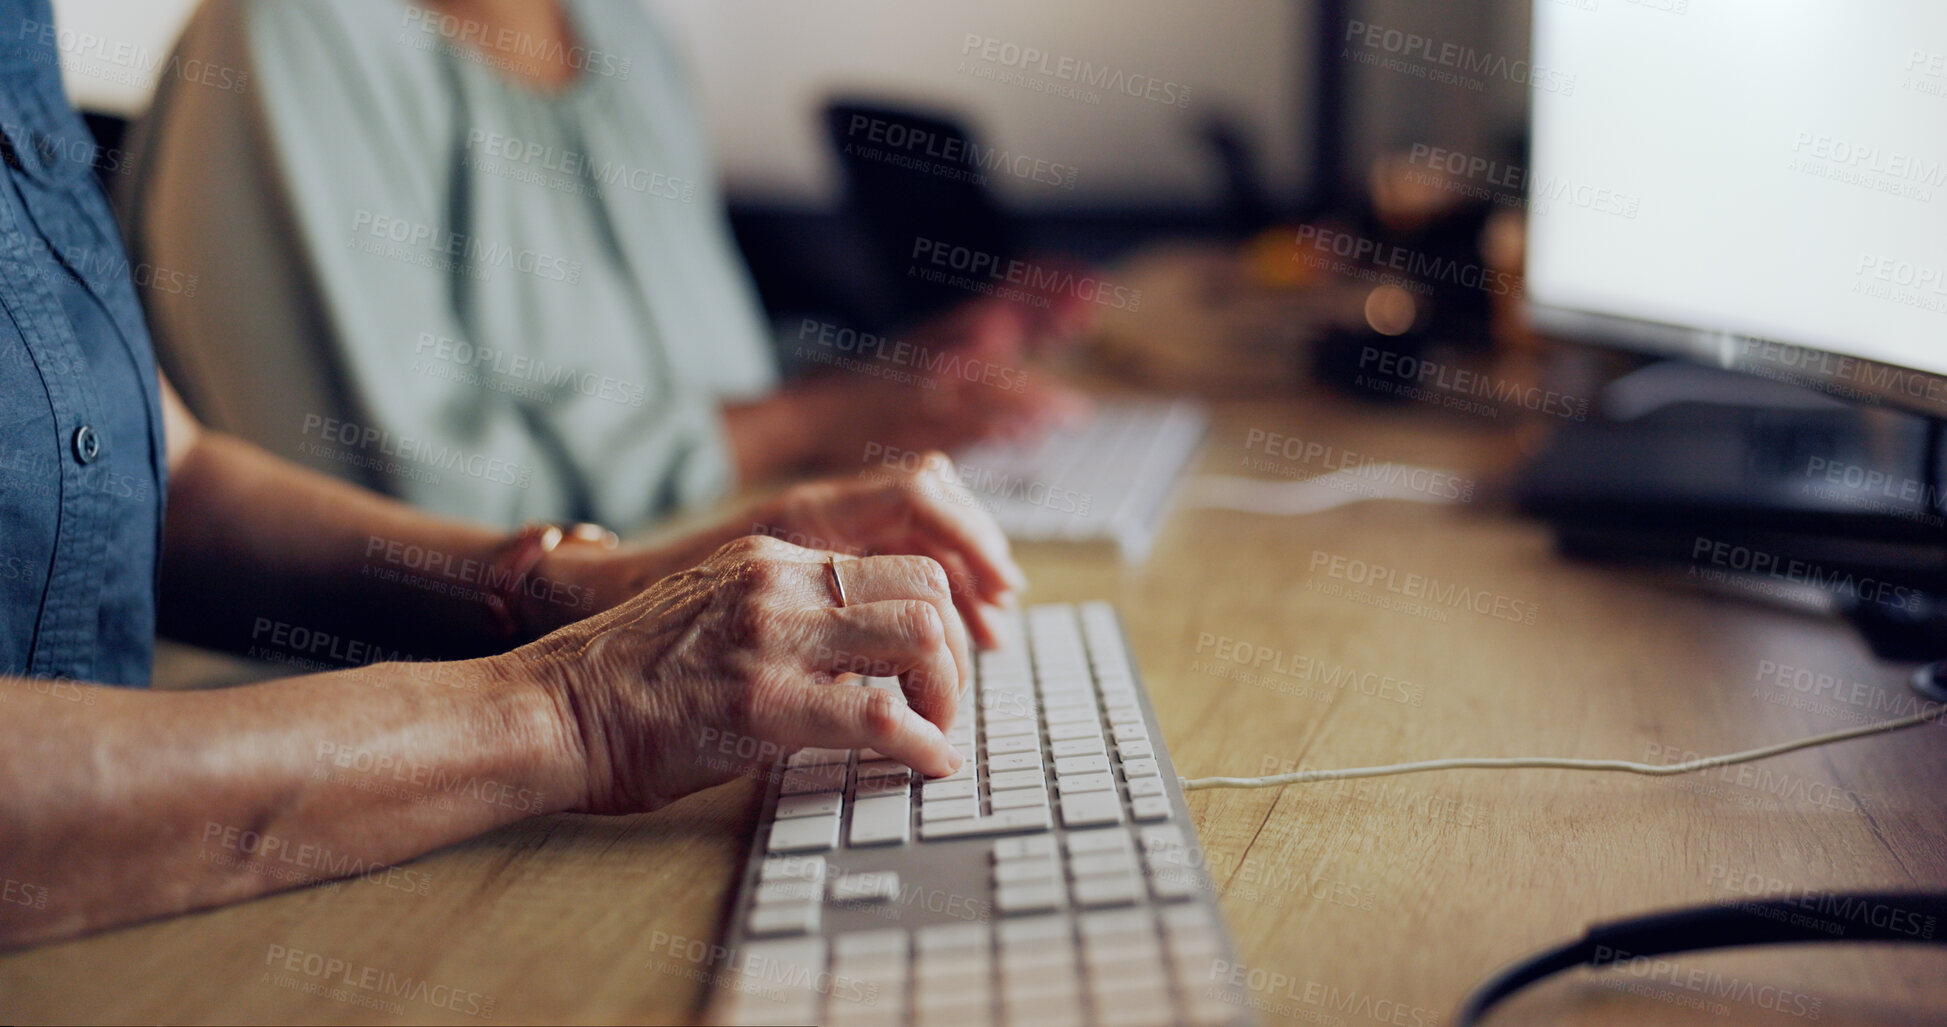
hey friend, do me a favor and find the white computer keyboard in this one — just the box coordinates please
[707,602,1249,1026]
[959,399,1207,563]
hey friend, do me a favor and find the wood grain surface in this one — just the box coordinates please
[4,393,1944,1026]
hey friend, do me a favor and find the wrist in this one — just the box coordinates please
[494,522,619,642]
[471,649,591,817]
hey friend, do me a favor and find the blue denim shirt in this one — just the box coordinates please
[0,0,168,686]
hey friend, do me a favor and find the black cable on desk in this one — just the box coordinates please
[1456,892,1947,1026]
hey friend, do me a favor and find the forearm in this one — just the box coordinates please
[160,432,544,660]
[0,660,580,948]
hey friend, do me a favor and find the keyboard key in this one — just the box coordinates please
[748,898,820,936]
[984,715,1038,738]
[1048,722,1103,742]
[1069,851,1140,878]
[855,777,910,799]
[759,854,826,883]
[996,881,1065,914]
[994,836,1058,861]
[921,798,980,823]
[857,759,912,782]
[780,765,846,795]
[1056,772,1116,794]
[1113,724,1150,745]
[989,786,1050,811]
[785,747,850,767]
[1053,754,1109,776]
[833,929,908,959]
[986,735,1040,756]
[988,769,1045,791]
[994,856,1061,884]
[1064,830,1132,855]
[987,751,1043,773]
[774,792,841,819]
[831,871,900,905]
[1044,706,1101,726]
[849,794,912,847]
[1116,739,1154,760]
[1051,736,1107,758]
[916,922,991,953]
[1131,795,1173,821]
[1126,776,1167,798]
[1122,758,1161,779]
[1072,874,1142,908]
[921,807,1052,840]
[921,779,977,802]
[767,814,839,853]
[754,878,821,904]
[1060,791,1124,828]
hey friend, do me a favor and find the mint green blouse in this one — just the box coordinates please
[128,0,780,529]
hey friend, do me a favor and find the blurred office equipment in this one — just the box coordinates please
[1514,1,1947,658]
[959,398,1209,563]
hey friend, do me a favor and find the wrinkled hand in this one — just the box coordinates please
[513,535,969,814]
[749,451,1023,647]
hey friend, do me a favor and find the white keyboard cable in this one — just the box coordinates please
[1180,706,1942,791]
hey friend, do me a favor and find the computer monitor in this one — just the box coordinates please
[1524,1,1947,418]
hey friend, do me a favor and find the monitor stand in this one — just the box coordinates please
[1515,361,1947,661]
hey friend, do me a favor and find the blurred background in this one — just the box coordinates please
[53,0,1536,357]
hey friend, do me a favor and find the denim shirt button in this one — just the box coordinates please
[71,424,101,465]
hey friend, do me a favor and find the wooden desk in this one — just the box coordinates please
[4,393,1945,1026]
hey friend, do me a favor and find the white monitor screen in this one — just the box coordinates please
[1526,0,1947,380]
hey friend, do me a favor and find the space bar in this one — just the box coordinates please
[918,808,1052,841]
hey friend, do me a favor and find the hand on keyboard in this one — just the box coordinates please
[513,535,970,814]
[751,451,1026,646]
